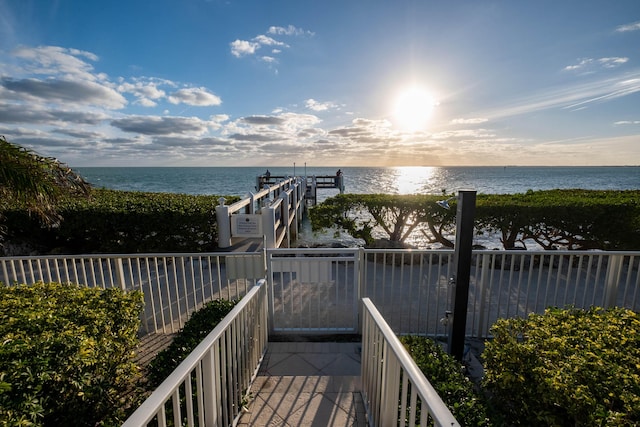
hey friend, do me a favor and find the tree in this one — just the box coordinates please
[309,193,456,247]
[0,135,91,249]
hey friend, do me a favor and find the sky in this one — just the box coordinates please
[1,0,640,167]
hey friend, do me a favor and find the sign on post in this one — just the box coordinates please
[231,214,263,237]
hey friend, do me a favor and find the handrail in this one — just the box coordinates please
[122,279,268,427]
[361,298,460,426]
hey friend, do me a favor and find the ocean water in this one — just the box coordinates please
[76,166,640,197]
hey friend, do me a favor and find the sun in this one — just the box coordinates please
[392,85,438,131]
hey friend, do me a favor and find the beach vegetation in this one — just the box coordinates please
[482,306,640,425]
[0,136,90,251]
[400,335,493,426]
[310,193,456,247]
[310,190,640,250]
[0,281,143,426]
[146,298,237,387]
[2,188,239,254]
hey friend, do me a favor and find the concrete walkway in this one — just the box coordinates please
[238,342,368,426]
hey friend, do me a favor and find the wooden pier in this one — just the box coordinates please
[257,174,345,205]
[216,174,345,250]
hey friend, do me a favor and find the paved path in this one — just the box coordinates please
[238,342,368,426]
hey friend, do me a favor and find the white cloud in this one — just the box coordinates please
[12,46,101,81]
[231,25,313,62]
[450,118,488,125]
[135,97,158,107]
[168,87,222,106]
[598,57,628,68]
[118,79,166,107]
[614,120,640,125]
[616,21,640,32]
[564,57,628,72]
[253,35,287,47]
[230,39,260,57]
[111,115,212,136]
[261,56,277,63]
[267,25,313,36]
[2,77,127,109]
[305,98,337,112]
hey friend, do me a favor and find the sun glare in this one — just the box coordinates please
[395,166,435,194]
[392,85,437,131]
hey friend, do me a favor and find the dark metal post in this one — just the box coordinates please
[448,190,476,361]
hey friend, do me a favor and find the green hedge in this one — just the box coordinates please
[147,299,237,388]
[310,190,640,250]
[400,336,492,426]
[0,282,143,426]
[3,188,239,254]
[482,307,640,425]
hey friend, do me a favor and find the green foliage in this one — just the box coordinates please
[147,299,237,387]
[482,307,640,426]
[400,336,492,426]
[0,136,90,248]
[0,282,143,426]
[476,190,640,250]
[310,190,640,250]
[309,193,456,247]
[3,188,239,254]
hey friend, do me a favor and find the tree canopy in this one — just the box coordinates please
[310,191,640,250]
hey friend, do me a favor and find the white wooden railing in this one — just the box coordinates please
[2,249,638,338]
[122,280,268,427]
[0,252,265,335]
[360,249,639,337]
[361,298,460,427]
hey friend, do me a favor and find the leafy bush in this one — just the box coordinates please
[400,336,492,426]
[147,299,237,387]
[2,188,239,254]
[310,190,640,250]
[482,307,640,426]
[0,282,143,426]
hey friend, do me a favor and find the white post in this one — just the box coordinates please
[604,254,624,307]
[116,258,127,291]
[215,197,232,248]
[248,192,256,214]
[291,183,299,238]
[262,203,277,248]
[280,191,291,248]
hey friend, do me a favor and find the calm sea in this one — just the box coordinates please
[76,166,640,197]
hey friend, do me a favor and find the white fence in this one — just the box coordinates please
[267,248,361,333]
[1,249,638,338]
[361,298,460,427]
[122,280,268,427]
[264,248,639,337]
[0,252,265,335]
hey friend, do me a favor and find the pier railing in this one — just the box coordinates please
[1,249,638,338]
[121,280,268,427]
[216,176,305,249]
[361,298,460,427]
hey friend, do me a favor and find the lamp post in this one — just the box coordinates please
[439,190,477,361]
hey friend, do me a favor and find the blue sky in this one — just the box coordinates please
[1,0,639,167]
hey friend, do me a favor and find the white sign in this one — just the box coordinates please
[231,214,263,237]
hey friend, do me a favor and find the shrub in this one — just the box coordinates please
[482,307,640,426]
[400,336,492,426]
[0,282,143,426]
[147,299,237,387]
[2,188,240,254]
